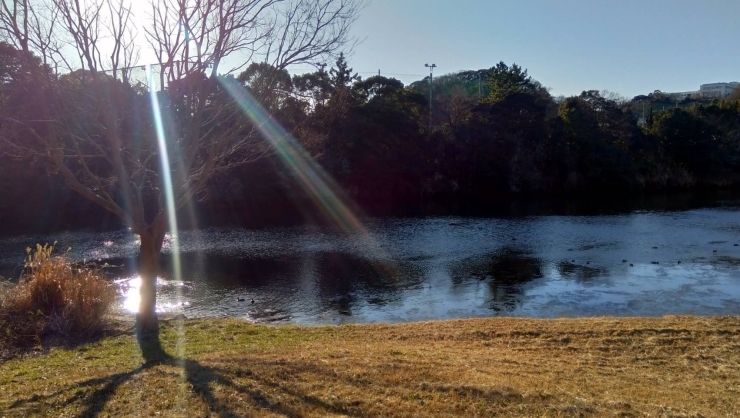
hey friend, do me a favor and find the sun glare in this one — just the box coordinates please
[217,77,398,276]
[147,65,186,365]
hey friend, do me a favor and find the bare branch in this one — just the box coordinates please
[1,0,363,232]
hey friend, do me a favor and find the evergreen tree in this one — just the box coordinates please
[485,61,545,102]
[329,53,360,91]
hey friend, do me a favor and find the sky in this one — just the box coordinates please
[332,0,740,98]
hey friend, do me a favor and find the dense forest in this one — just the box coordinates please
[2,45,740,234]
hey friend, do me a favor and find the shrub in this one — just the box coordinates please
[0,243,117,350]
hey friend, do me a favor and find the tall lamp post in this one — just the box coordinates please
[478,70,482,98]
[425,63,437,130]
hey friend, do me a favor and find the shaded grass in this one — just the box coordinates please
[1,315,739,417]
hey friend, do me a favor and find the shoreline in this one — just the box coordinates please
[2,189,740,237]
[120,311,740,326]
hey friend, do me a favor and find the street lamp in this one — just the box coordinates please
[478,70,483,98]
[425,63,437,129]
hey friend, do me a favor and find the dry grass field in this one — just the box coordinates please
[1,315,739,417]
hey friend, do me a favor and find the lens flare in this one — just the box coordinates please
[217,77,398,277]
[147,66,186,363]
[147,66,182,286]
[219,79,359,233]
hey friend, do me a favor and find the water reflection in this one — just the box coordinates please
[488,249,543,312]
[107,251,425,322]
[711,255,740,267]
[488,249,544,284]
[449,248,544,312]
[1,202,740,322]
[165,253,302,290]
[313,252,420,314]
[556,261,607,281]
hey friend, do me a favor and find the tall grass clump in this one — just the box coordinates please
[0,243,117,351]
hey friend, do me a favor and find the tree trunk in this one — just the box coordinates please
[137,224,166,337]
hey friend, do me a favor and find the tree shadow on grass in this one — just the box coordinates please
[0,319,133,363]
[7,323,351,418]
[202,356,525,416]
[7,323,528,417]
[76,327,271,418]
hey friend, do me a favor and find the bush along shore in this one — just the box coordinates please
[0,244,117,356]
[1,315,739,417]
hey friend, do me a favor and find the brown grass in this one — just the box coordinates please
[0,243,117,351]
[1,315,739,417]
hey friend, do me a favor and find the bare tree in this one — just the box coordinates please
[728,86,740,101]
[600,90,629,106]
[0,0,363,334]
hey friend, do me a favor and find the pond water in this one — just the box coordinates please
[1,203,740,324]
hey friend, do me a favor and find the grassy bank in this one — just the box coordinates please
[1,316,739,417]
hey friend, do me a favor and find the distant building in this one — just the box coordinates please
[699,82,739,98]
[665,82,739,100]
[665,90,697,100]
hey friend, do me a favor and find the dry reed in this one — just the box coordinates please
[0,243,117,350]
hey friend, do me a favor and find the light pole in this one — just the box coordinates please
[425,63,437,130]
[478,70,482,98]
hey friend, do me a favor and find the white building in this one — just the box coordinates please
[665,82,739,100]
[699,82,739,98]
[665,90,697,100]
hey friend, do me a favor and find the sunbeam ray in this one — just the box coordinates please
[219,78,360,234]
[217,77,399,279]
[147,65,186,368]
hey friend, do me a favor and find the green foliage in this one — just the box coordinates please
[3,47,740,230]
[485,61,549,103]
[556,94,639,191]
[646,105,654,128]
[238,62,294,110]
[650,104,740,180]
[329,52,360,90]
[409,70,490,100]
[292,64,332,106]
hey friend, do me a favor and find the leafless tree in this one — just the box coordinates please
[0,0,363,333]
[728,86,740,101]
[600,90,629,106]
[437,85,475,128]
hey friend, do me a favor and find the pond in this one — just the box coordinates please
[1,202,739,324]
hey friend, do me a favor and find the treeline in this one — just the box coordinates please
[2,46,740,233]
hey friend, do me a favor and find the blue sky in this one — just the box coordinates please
[335,0,740,98]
